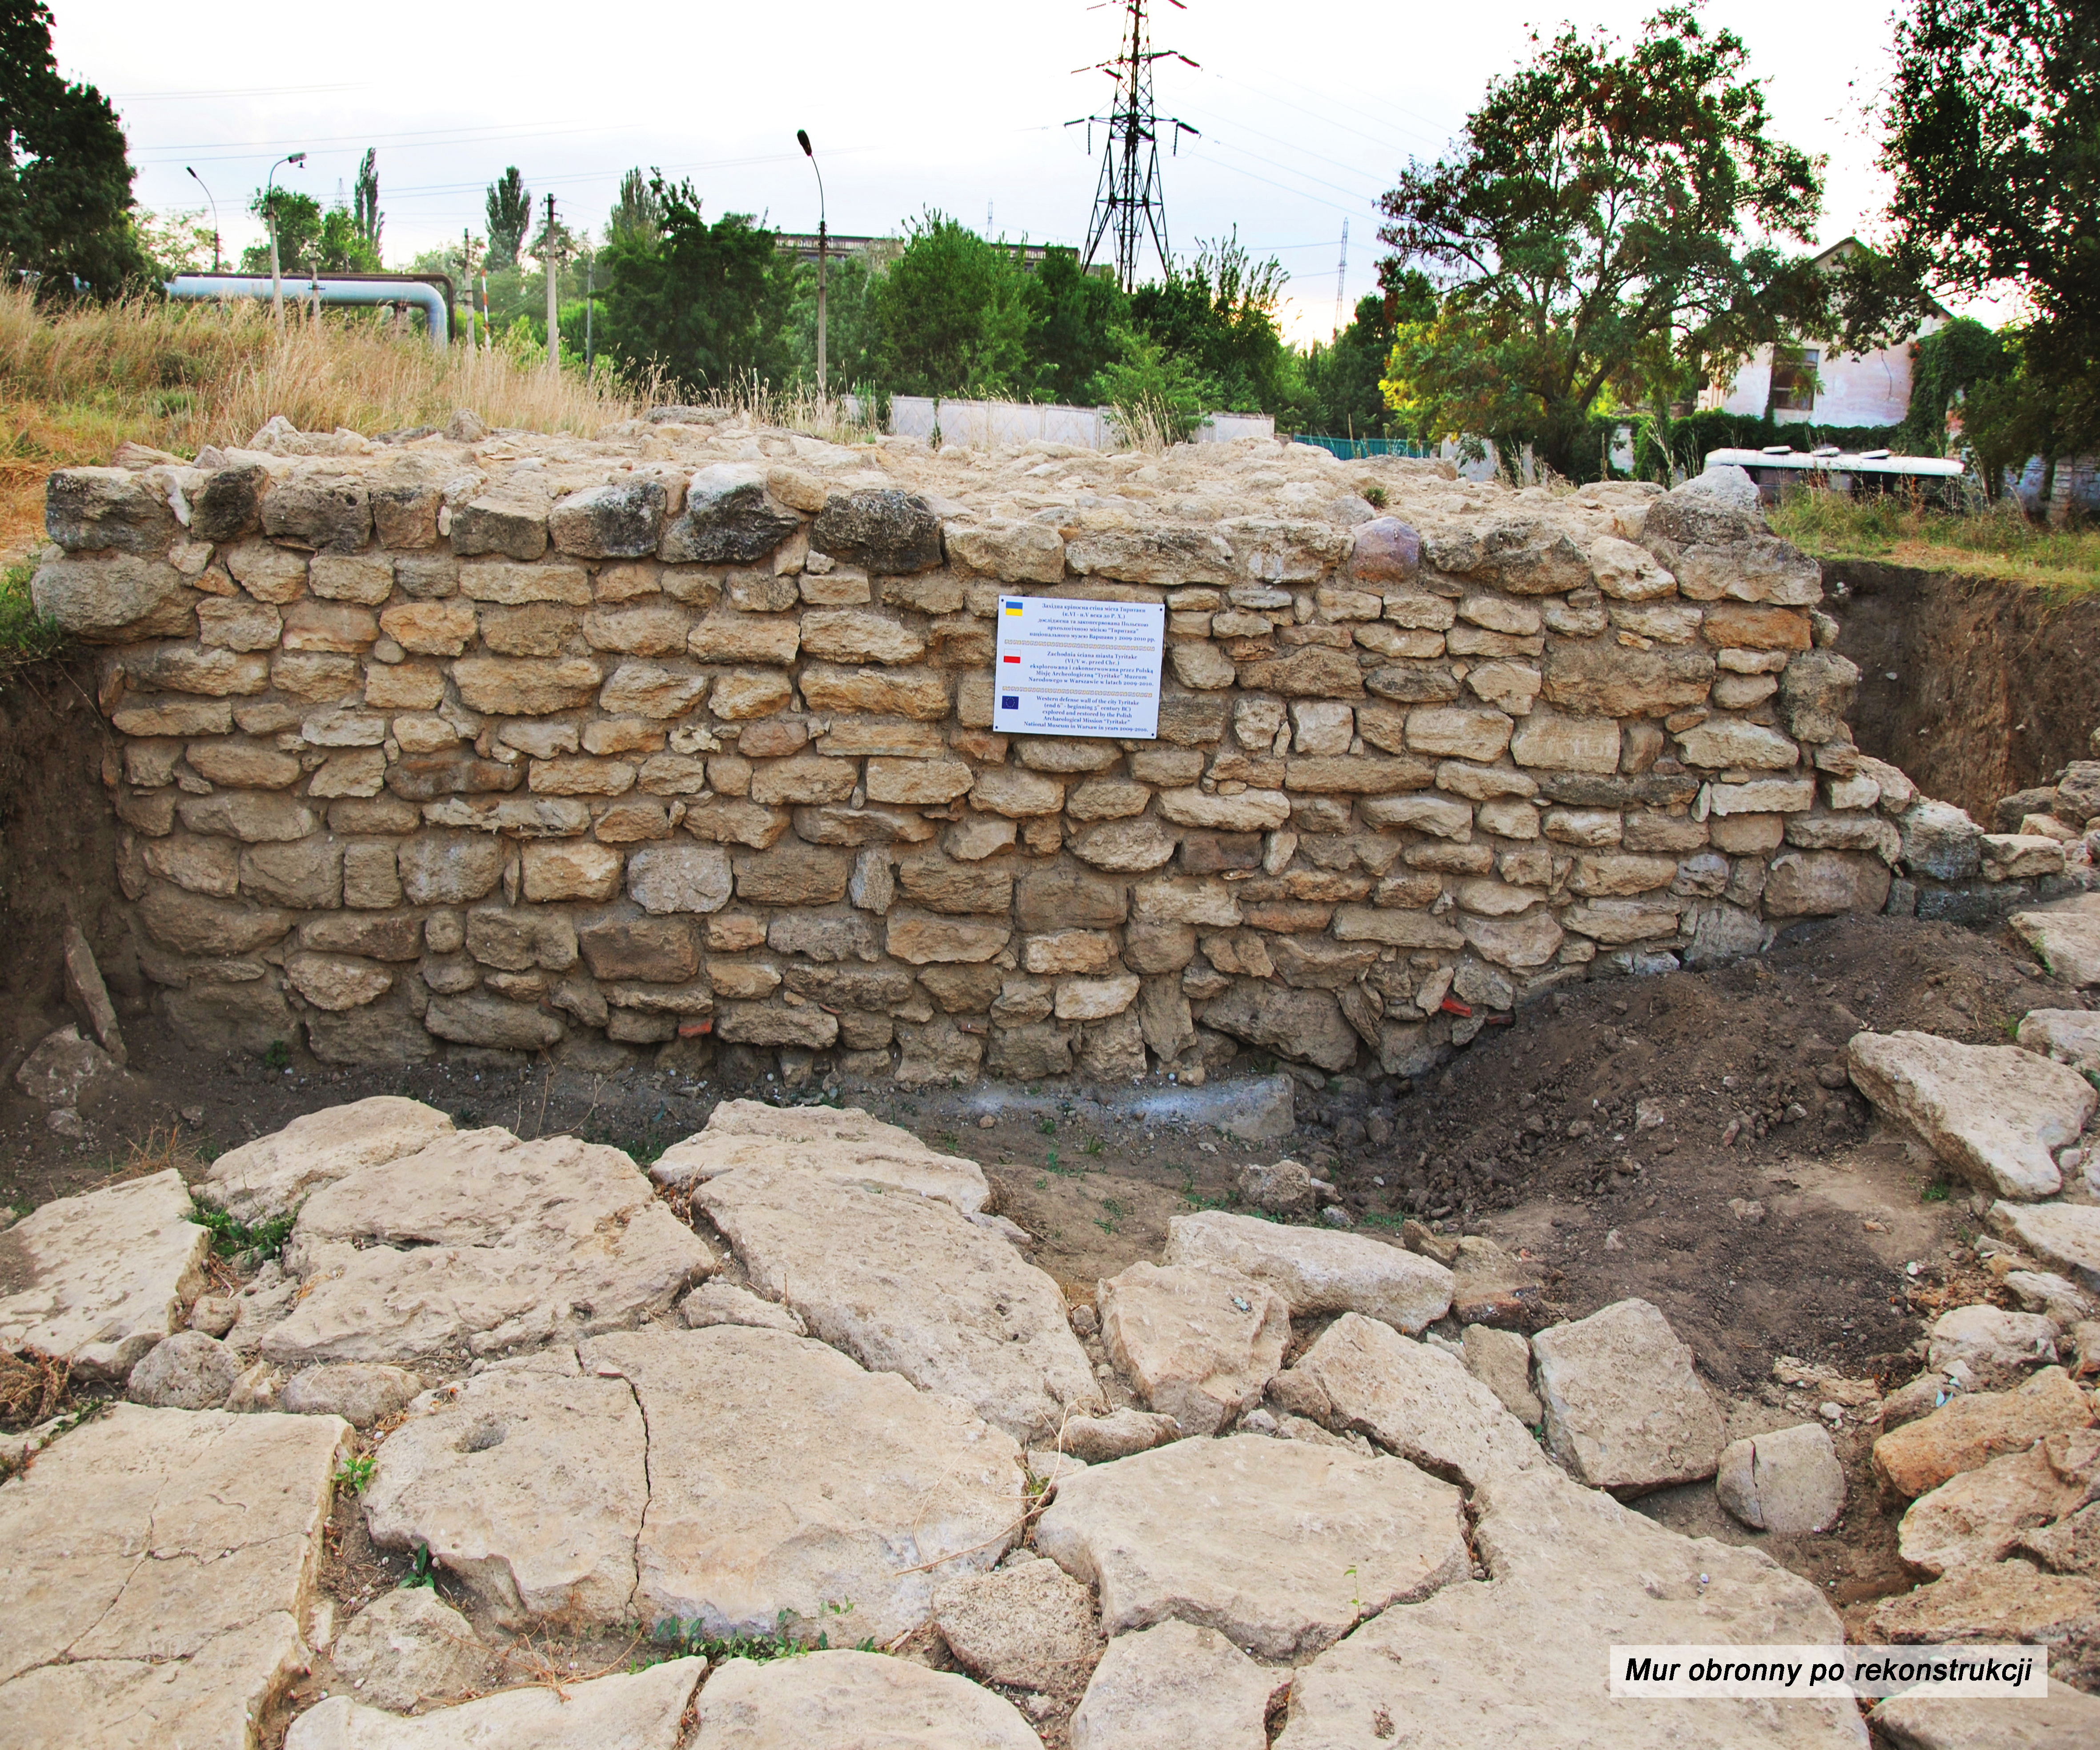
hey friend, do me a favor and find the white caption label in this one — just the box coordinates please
[992,595,1164,741]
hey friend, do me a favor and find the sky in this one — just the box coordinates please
[55,0,1940,344]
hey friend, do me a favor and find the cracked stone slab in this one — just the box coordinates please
[695,1158,1099,1443]
[1034,1433,1468,1660]
[0,1403,350,1747]
[651,1097,990,1215]
[1872,1687,2100,1750]
[0,1169,208,1379]
[584,1326,1023,1646]
[361,1350,647,1625]
[263,1127,714,1365]
[1847,1031,2095,1201]
[1276,1466,1863,1750]
[286,1656,705,1749]
[1530,1297,1726,1494]
[1990,1202,2100,1296]
[1163,1209,1454,1333]
[1070,1617,1280,1750]
[1269,1311,1547,1490]
[2011,899,2100,989]
[689,1649,1041,1749]
[198,1096,456,1224]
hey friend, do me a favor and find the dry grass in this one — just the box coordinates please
[0,1349,68,1432]
[1770,480,2100,596]
[0,287,648,554]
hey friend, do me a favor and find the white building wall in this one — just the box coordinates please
[1703,330,1928,428]
[876,396,1274,451]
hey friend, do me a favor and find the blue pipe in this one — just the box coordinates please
[164,274,449,349]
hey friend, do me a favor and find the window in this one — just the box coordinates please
[1768,347,1821,414]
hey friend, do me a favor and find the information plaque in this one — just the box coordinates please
[991,595,1164,741]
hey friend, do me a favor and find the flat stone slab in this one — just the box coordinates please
[1847,1030,2095,1200]
[1162,1210,1453,1333]
[652,1098,990,1215]
[1863,1562,2100,1644]
[2018,1008,2100,1074]
[2012,900,2100,988]
[1270,1311,1546,1489]
[1991,1201,2100,1296]
[933,1554,1099,1693]
[362,1350,647,1623]
[695,1159,1098,1443]
[1275,1465,1860,1750]
[583,1327,1022,1645]
[200,1096,455,1224]
[689,1649,1040,1749]
[286,1657,704,1749]
[327,1588,486,1713]
[1463,1323,1542,1425]
[1097,1260,1288,1436]
[1928,1304,2060,1376]
[1872,1366,2094,1498]
[263,1127,714,1365]
[1035,1433,1468,1659]
[1715,1422,1846,1534]
[0,1169,208,1379]
[1070,1618,1277,1750]
[1873,1686,2100,1750]
[0,1403,349,1747]
[1531,1297,1727,1494]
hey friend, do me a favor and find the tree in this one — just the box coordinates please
[240,187,379,275]
[353,148,381,260]
[609,168,663,244]
[0,0,143,292]
[1300,269,1436,438]
[1129,231,1296,414]
[1375,4,1828,478]
[485,167,530,272]
[870,211,1032,398]
[1881,0,2100,490]
[595,173,795,392]
[1019,247,1128,404]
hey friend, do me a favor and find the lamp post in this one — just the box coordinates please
[185,167,220,273]
[798,128,826,401]
[265,152,307,323]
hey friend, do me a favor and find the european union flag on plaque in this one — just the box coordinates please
[1001,695,1020,710]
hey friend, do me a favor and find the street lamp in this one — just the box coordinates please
[265,152,307,323]
[798,128,826,401]
[185,167,220,273]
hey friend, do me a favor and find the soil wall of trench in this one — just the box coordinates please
[1828,559,2100,823]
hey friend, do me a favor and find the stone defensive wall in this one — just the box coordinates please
[32,413,2072,1083]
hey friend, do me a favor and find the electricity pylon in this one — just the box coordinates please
[1068,0,1200,291]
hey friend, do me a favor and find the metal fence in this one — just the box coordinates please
[1290,435,1435,461]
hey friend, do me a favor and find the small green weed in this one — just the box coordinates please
[1082,1136,1104,1157]
[0,561,67,675]
[1920,1180,1952,1204]
[260,1040,291,1072]
[636,1608,874,1667]
[1095,1196,1126,1235]
[1357,1211,1410,1231]
[188,1197,297,1264]
[1045,1146,1063,1173]
[400,1544,435,1589]
[1038,1117,1057,1136]
[1363,485,1388,509]
[334,1453,377,1494]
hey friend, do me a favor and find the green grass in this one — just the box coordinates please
[188,1197,297,1264]
[631,1611,876,1670]
[1769,486,2100,596]
[333,1453,377,1494]
[0,561,66,674]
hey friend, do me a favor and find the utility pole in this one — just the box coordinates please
[265,152,306,324]
[798,130,828,401]
[1332,220,1348,340]
[585,252,594,375]
[1068,0,1199,291]
[186,167,220,273]
[542,192,560,368]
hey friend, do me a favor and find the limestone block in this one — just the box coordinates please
[326,1588,486,1712]
[1463,1322,1542,1424]
[1530,1298,1726,1494]
[46,465,180,555]
[2011,898,2100,988]
[687,612,802,664]
[262,465,373,552]
[799,661,949,719]
[812,488,944,574]
[452,656,601,715]
[522,839,623,901]
[1542,641,1715,716]
[1676,718,1799,770]
[1715,1422,1846,1533]
[279,1362,422,1429]
[1036,1433,1467,1659]
[1098,1260,1287,1434]
[688,1651,1038,1749]
[1406,706,1514,762]
[127,1330,236,1409]
[285,953,392,1011]
[548,479,666,558]
[626,842,733,914]
[31,553,193,641]
[1164,1211,1454,1333]
[578,915,701,981]
[1070,1618,1275,1750]
[138,885,294,954]
[695,1157,1098,1440]
[970,765,1066,817]
[944,517,1066,583]
[1846,1030,2093,1201]
[1989,1203,2100,1296]
[289,1660,703,1749]
[379,599,476,655]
